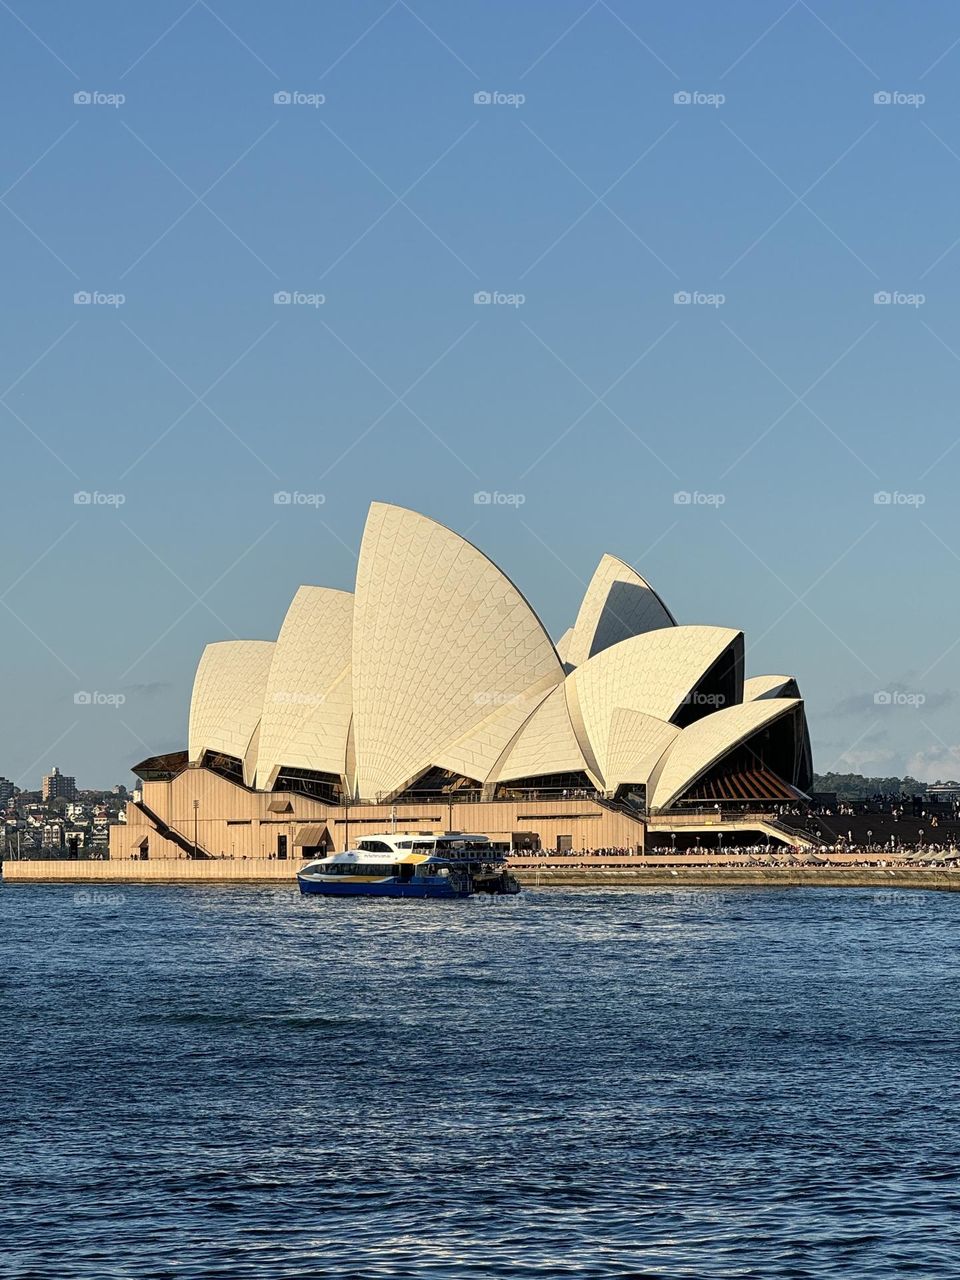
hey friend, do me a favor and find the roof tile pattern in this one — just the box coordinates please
[565,554,675,668]
[604,707,680,793]
[490,682,590,784]
[188,641,275,765]
[434,676,558,783]
[352,503,564,800]
[566,627,741,786]
[255,587,354,789]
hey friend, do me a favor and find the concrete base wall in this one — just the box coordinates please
[6,861,960,892]
[4,858,298,883]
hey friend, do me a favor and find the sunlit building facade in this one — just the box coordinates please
[114,503,812,861]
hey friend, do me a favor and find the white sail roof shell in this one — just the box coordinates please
[564,554,675,669]
[254,587,354,789]
[488,682,591,786]
[648,697,801,812]
[565,627,741,787]
[351,503,564,800]
[603,707,680,794]
[743,674,799,701]
[188,641,275,768]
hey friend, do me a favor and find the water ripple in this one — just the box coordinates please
[2,883,960,1277]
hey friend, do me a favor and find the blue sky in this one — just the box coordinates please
[3,0,960,788]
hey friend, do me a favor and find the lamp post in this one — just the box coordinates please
[193,798,199,859]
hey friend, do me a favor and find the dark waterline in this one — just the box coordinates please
[2,883,959,1279]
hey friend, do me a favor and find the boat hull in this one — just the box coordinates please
[297,874,469,899]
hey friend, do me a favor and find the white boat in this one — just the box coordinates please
[297,831,521,898]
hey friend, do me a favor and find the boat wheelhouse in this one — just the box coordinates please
[296,832,520,898]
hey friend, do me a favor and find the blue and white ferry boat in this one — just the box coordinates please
[297,832,521,899]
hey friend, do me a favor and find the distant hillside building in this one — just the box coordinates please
[42,766,77,803]
[0,777,15,806]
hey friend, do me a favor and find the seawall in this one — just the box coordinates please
[4,859,960,893]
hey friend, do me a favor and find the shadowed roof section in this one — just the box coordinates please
[648,698,803,812]
[564,554,676,669]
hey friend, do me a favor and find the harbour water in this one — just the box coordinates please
[3,883,960,1278]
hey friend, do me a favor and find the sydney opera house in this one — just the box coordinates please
[113,503,813,861]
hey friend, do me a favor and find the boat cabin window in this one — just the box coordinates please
[323,861,399,876]
[356,839,393,852]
